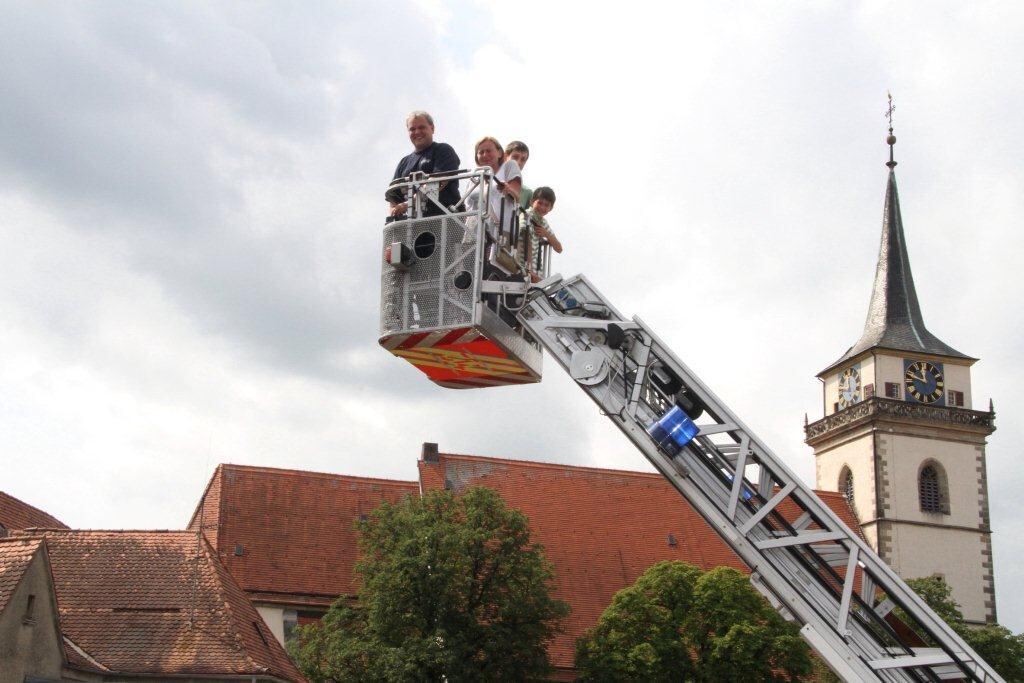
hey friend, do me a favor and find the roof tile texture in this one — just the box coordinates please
[197,455,862,675]
[8,530,303,681]
[0,537,45,614]
[420,454,748,668]
[0,491,68,532]
[190,464,419,602]
[825,170,970,373]
[419,452,864,671]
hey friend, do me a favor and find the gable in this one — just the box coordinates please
[14,530,303,681]
[0,539,64,681]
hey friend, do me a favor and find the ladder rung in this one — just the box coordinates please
[869,652,956,670]
[696,423,739,435]
[755,530,846,549]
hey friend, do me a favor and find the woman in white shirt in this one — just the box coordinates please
[465,136,522,244]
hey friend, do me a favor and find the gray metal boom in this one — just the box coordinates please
[517,274,1002,682]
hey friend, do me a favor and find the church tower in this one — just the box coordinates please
[804,122,997,625]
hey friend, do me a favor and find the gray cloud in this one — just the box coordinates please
[0,1,476,378]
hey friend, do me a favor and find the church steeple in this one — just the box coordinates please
[821,121,971,375]
[807,102,996,625]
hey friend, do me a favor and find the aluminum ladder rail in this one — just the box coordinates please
[517,274,1002,682]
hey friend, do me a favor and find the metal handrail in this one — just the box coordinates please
[384,168,551,343]
[388,168,493,220]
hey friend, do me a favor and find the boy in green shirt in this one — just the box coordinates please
[505,140,533,210]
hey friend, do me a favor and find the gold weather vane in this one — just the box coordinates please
[885,91,897,169]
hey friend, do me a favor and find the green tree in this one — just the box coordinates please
[575,561,812,682]
[902,576,1024,681]
[290,486,569,682]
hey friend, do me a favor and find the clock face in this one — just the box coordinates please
[837,366,861,409]
[903,360,944,404]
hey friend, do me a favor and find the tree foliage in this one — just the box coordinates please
[575,561,812,682]
[289,486,569,682]
[902,576,1024,681]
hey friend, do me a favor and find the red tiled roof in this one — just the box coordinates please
[0,490,68,531]
[188,464,224,550]
[189,464,419,604]
[194,454,863,676]
[419,451,864,672]
[10,530,303,682]
[0,536,45,614]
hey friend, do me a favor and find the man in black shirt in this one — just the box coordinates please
[387,110,461,219]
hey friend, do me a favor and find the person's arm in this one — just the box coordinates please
[535,223,562,253]
[433,144,460,173]
[495,159,522,202]
[388,160,408,216]
[432,144,461,192]
[502,176,522,202]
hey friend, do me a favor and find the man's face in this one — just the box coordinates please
[532,197,553,217]
[508,149,528,169]
[407,117,434,151]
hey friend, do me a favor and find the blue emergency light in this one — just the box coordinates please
[646,405,700,455]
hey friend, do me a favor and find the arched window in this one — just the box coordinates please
[839,467,856,514]
[919,462,949,514]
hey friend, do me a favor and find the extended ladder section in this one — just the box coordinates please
[518,274,1002,683]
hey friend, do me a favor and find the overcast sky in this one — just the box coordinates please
[2,1,1022,629]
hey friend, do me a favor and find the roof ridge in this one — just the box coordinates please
[0,490,68,529]
[219,462,418,486]
[197,535,301,679]
[14,529,198,535]
[196,538,260,673]
[436,452,845,498]
[436,451,672,479]
[187,465,223,531]
[64,635,111,672]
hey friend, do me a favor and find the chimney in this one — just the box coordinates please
[421,442,440,463]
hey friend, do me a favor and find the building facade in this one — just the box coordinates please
[0,530,304,682]
[191,447,864,679]
[805,140,996,624]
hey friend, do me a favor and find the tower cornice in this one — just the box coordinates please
[805,396,995,447]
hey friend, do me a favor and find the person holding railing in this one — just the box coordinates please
[463,136,521,245]
[517,186,562,282]
[385,110,460,220]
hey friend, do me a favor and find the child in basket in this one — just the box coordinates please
[518,186,562,283]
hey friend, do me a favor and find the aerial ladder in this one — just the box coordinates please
[379,168,1003,682]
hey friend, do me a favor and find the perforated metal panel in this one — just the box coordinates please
[380,212,482,336]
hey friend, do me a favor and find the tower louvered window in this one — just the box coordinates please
[840,468,855,513]
[919,465,943,513]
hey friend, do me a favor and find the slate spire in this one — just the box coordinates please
[822,123,971,375]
